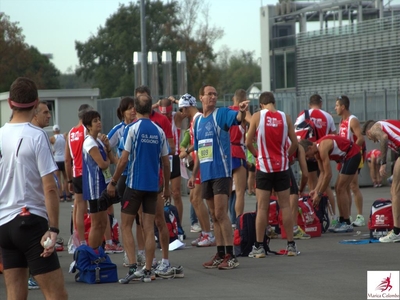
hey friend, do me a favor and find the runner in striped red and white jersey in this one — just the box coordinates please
[362,119,400,243]
[378,120,400,152]
[246,91,299,256]
[256,109,289,173]
[366,149,382,187]
[335,95,366,228]
[366,149,382,162]
[294,94,337,221]
[299,135,361,233]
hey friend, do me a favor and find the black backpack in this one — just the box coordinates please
[233,211,278,257]
[155,203,184,248]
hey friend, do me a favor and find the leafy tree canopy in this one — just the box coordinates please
[75,0,224,98]
[215,47,261,97]
[75,0,261,99]
[0,13,60,92]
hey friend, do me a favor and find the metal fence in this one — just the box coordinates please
[96,97,121,134]
[231,89,400,124]
[296,15,400,94]
[222,89,399,186]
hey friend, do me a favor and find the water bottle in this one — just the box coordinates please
[298,207,306,224]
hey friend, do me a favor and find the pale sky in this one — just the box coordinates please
[1,0,275,73]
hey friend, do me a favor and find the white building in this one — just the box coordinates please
[0,89,100,134]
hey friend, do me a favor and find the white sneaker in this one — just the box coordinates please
[191,233,203,246]
[379,230,400,243]
[197,234,216,247]
[333,222,354,233]
[351,215,365,227]
[190,223,202,233]
[328,218,340,232]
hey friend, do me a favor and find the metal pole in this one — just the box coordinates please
[140,0,147,86]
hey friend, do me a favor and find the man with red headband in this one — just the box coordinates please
[0,77,68,299]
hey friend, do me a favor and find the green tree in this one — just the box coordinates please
[215,47,261,96]
[59,68,94,89]
[0,13,60,92]
[76,1,180,98]
[26,46,60,89]
[75,0,223,98]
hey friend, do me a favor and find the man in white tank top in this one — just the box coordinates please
[50,125,70,202]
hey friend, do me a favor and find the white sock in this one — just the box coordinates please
[293,225,298,231]
[138,250,145,255]
[161,258,169,266]
[106,239,113,245]
[80,240,87,246]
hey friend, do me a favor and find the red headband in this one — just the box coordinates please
[159,105,172,114]
[9,99,38,108]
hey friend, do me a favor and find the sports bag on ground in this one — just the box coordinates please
[155,202,184,247]
[368,198,393,238]
[71,245,118,284]
[234,211,279,257]
[280,196,322,238]
[269,196,280,234]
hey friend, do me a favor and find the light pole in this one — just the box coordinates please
[140,0,147,86]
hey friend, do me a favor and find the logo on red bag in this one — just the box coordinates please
[305,226,318,232]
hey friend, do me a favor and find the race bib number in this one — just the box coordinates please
[198,139,213,163]
[102,167,112,184]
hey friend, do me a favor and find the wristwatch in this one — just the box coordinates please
[185,147,190,154]
[317,192,323,198]
[48,227,60,234]
[110,179,117,187]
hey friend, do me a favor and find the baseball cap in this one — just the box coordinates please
[53,124,60,131]
[178,93,197,108]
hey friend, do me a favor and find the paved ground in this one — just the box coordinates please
[0,186,398,300]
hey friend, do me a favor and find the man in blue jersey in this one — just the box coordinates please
[107,94,170,283]
[188,85,249,270]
